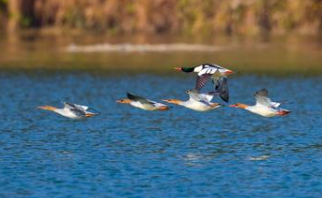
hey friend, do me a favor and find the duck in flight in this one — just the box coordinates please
[162,89,223,112]
[229,88,290,117]
[38,102,99,119]
[116,92,169,111]
[174,63,234,103]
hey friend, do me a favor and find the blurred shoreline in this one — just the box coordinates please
[65,43,228,53]
[0,30,322,76]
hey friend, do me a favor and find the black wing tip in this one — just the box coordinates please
[127,92,135,99]
[219,91,229,103]
[261,88,268,92]
[126,92,145,101]
[64,102,74,106]
[221,97,229,103]
[254,88,268,97]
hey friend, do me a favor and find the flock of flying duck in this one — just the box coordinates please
[38,63,290,119]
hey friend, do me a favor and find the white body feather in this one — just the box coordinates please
[54,109,85,119]
[178,101,219,112]
[130,101,167,111]
[245,104,278,117]
[239,89,289,117]
[51,103,96,119]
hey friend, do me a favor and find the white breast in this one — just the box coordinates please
[54,109,83,119]
[130,101,157,111]
[181,101,214,112]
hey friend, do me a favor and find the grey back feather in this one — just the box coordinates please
[254,89,272,107]
[63,102,87,116]
[127,92,155,105]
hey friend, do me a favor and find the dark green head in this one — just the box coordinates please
[174,66,195,73]
[180,66,195,73]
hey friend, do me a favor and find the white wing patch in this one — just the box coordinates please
[199,93,214,103]
[198,67,218,76]
[74,104,89,111]
[197,64,230,76]
[154,103,167,108]
[270,102,281,108]
[187,90,214,103]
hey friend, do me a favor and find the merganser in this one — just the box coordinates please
[174,63,234,102]
[162,89,223,112]
[38,102,99,119]
[116,92,169,111]
[229,88,290,117]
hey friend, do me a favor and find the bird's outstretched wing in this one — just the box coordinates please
[195,65,231,91]
[254,88,272,107]
[63,102,87,116]
[212,77,229,103]
[199,91,217,103]
[127,92,155,105]
[63,102,88,111]
[187,89,218,103]
[187,89,202,102]
[195,74,212,90]
[73,104,89,111]
[63,102,77,110]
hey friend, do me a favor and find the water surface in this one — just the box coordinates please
[0,73,321,197]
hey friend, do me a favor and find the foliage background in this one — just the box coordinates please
[1,0,322,36]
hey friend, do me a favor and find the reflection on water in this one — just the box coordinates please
[1,32,322,75]
[249,155,270,161]
[0,73,322,197]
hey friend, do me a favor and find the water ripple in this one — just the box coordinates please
[0,74,321,197]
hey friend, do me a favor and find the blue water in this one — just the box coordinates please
[0,73,322,197]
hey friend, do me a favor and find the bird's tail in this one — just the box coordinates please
[277,109,291,116]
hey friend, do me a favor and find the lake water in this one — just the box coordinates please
[0,72,322,197]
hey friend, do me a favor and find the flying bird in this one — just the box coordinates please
[116,92,169,111]
[38,102,99,119]
[163,89,223,112]
[174,63,234,102]
[229,88,290,117]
